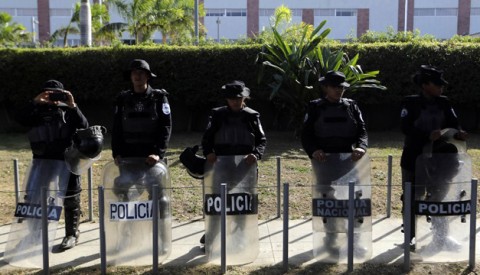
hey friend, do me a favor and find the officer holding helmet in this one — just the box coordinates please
[16,79,88,250]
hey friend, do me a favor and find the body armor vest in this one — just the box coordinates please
[214,112,255,149]
[414,102,445,133]
[313,103,356,149]
[122,93,159,144]
[27,108,70,156]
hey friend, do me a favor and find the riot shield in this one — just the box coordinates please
[414,151,471,261]
[4,159,70,268]
[65,146,100,175]
[102,158,171,266]
[203,155,258,265]
[311,153,372,263]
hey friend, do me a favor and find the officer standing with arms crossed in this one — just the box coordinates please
[400,65,467,250]
[16,80,88,250]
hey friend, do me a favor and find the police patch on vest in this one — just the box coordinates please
[109,200,155,221]
[14,203,62,221]
[400,108,408,117]
[414,200,471,216]
[162,103,171,115]
[204,193,258,215]
[134,102,144,112]
[312,198,371,217]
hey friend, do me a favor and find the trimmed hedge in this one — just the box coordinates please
[1,42,480,132]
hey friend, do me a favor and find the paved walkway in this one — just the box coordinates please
[0,217,478,271]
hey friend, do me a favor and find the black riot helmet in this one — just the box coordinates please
[73,125,107,159]
[179,145,206,179]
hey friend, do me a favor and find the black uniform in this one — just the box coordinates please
[16,101,88,238]
[201,106,266,159]
[400,94,461,241]
[111,85,171,208]
[112,85,172,159]
[400,94,460,171]
[301,97,367,157]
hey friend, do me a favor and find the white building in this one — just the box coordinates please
[1,0,479,45]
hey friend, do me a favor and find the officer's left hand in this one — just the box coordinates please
[63,90,77,109]
[351,148,366,161]
[245,154,258,165]
[146,155,160,166]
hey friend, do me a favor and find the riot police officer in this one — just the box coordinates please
[301,71,367,162]
[16,79,89,250]
[400,65,467,250]
[111,59,172,206]
[199,80,267,245]
[301,71,368,255]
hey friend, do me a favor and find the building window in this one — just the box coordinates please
[315,9,356,17]
[259,9,275,17]
[471,8,480,16]
[206,9,246,17]
[50,9,72,17]
[315,9,335,17]
[414,8,457,16]
[336,9,357,17]
[225,9,246,17]
[206,9,224,17]
[17,8,37,16]
[291,9,303,17]
[0,8,16,15]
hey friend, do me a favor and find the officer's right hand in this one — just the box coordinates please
[114,156,121,166]
[206,153,217,164]
[312,150,326,162]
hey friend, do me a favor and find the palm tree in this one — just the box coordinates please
[50,2,117,46]
[107,0,156,44]
[0,12,31,47]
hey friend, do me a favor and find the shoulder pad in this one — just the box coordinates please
[404,95,420,101]
[152,89,168,96]
[212,106,228,113]
[242,107,259,115]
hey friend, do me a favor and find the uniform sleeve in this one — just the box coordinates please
[111,95,123,159]
[252,112,266,159]
[352,102,368,151]
[155,94,172,159]
[66,106,89,130]
[300,102,318,158]
[201,109,219,156]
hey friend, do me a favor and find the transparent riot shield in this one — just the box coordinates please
[65,146,100,175]
[311,153,372,263]
[4,159,70,268]
[102,158,171,266]
[414,152,471,261]
[203,155,258,265]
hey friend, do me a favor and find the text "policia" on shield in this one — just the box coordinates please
[415,200,471,216]
[204,193,258,215]
[14,203,63,221]
[110,200,155,221]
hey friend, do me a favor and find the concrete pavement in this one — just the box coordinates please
[0,217,478,271]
